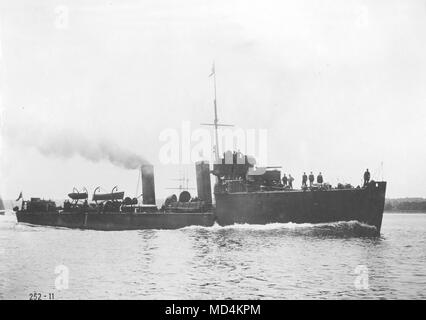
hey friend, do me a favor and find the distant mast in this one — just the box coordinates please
[201,62,233,162]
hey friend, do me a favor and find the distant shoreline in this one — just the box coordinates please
[385,198,426,213]
[385,210,426,214]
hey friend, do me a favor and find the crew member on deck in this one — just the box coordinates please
[317,172,323,185]
[302,172,307,187]
[309,172,314,187]
[363,169,370,187]
[288,175,294,189]
[282,174,288,187]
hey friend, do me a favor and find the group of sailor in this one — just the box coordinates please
[301,172,323,188]
[281,172,324,189]
[281,174,294,189]
[282,169,371,190]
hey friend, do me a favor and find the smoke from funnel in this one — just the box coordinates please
[3,123,150,169]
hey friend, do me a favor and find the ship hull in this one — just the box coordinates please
[214,182,386,234]
[15,211,214,230]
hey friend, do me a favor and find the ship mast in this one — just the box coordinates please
[212,64,220,162]
[201,62,233,162]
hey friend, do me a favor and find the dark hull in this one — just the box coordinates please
[16,211,215,230]
[214,182,386,234]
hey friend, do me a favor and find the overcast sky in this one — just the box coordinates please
[1,0,426,201]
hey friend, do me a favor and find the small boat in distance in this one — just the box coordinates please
[0,196,5,215]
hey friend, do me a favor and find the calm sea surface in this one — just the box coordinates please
[0,212,425,299]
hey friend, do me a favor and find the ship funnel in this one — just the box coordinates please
[195,161,212,206]
[141,164,156,205]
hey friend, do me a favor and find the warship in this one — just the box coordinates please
[14,68,386,233]
[13,155,386,233]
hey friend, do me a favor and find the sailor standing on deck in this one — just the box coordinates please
[317,172,323,185]
[302,172,308,187]
[282,174,288,187]
[363,169,370,187]
[309,172,314,187]
[288,175,294,189]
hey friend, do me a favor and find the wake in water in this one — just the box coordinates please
[182,220,379,238]
[2,211,378,237]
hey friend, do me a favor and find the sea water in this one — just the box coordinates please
[0,213,425,299]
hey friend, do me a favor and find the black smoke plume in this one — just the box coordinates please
[3,124,149,169]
